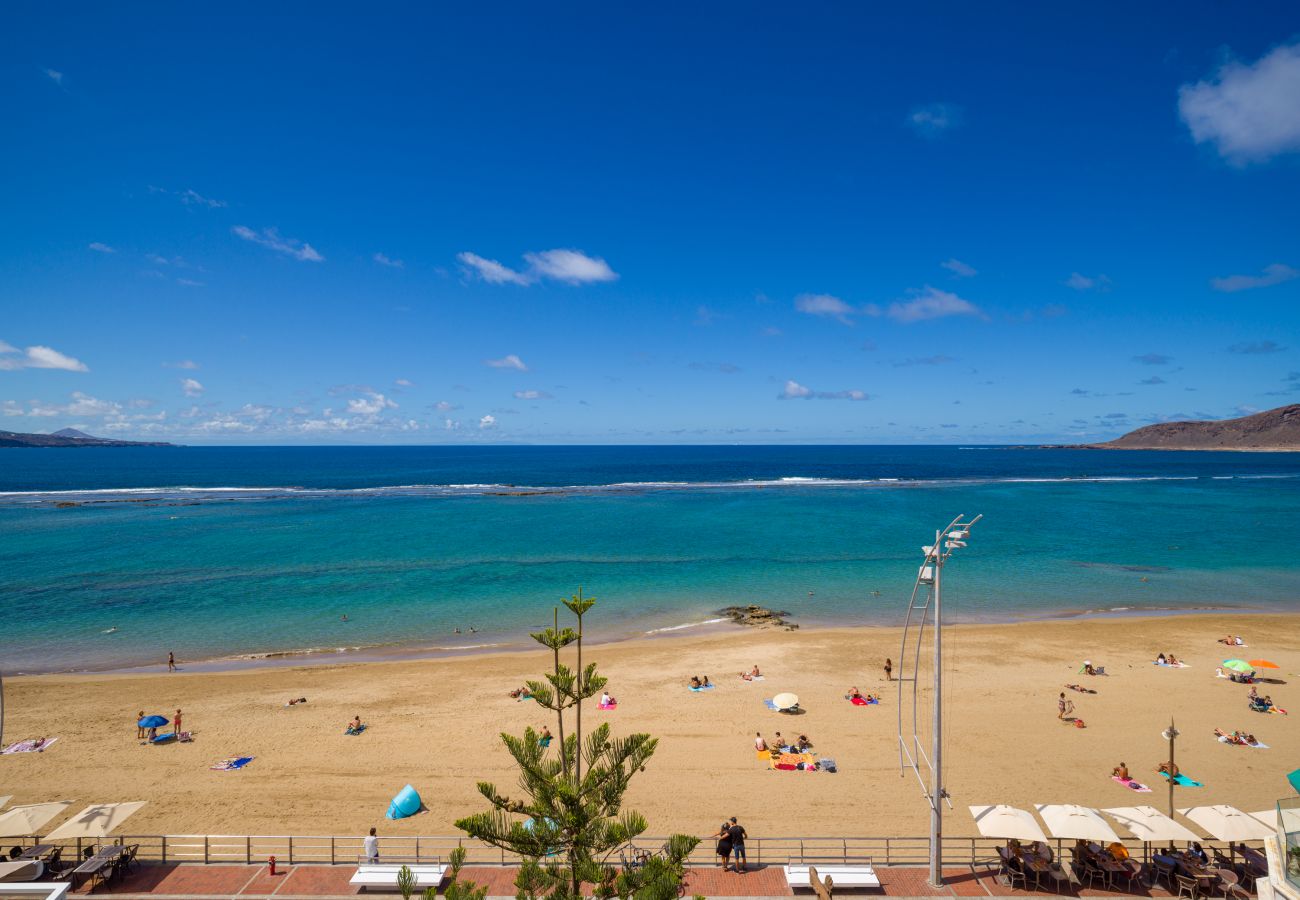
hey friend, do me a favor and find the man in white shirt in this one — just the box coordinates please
[363,827,378,863]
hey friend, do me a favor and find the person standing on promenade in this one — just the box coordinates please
[364,827,378,863]
[884,658,892,681]
[727,817,748,873]
[168,651,176,672]
[710,821,732,871]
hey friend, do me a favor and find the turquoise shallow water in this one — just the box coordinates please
[1,446,1298,673]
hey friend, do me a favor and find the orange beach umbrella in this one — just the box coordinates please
[1250,660,1280,669]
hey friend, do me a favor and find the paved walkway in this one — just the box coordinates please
[83,863,1206,899]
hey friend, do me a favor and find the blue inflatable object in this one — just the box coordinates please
[386,784,422,820]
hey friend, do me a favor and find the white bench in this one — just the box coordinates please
[350,864,447,892]
[785,863,880,890]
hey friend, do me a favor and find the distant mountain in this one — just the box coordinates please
[1085,404,1300,451]
[0,429,175,448]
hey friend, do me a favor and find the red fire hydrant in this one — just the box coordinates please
[268,855,277,876]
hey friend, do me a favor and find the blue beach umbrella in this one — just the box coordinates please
[1288,769,1300,795]
[138,715,169,728]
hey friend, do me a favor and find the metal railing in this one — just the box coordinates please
[5,834,1265,869]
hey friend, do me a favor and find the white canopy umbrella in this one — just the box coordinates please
[0,796,11,810]
[43,802,147,841]
[969,805,1048,842]
[1179,805,1274,842]
[1035,804,1122,843]
[772,692,800,710]
[1103,806,1200,842]
[0,802,73,838]
[1249,809,1300,834]
[0,860,45,883]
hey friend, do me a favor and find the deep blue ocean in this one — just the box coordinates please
[2,445,1299,674]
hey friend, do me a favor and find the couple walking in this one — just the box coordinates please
[711,817,748,873]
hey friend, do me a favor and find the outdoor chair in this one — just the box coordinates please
[1152,859,1177,891]
[998,850,1027,891]
[1174,873,1201,900]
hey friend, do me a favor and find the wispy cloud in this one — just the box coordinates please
[1210,263,1298,292]
[1178,40,1300,164]
[434,400,460,412]
[0,342,89,372]
[794,293,855,325]
[345,392,398,415]
[878,286,983,323]
[479,414,497,430]
[894,355,956,367]
[940,258,977,278]
[1139,376,1167,385]
[373,252,404,269]
[907,103,962,137]
[1065,272,1112,292]
[779,380,868,401]
[164,360,200,370]
[694,305,722,326]
[232,226,323,262]
[1228,340,1286,354]
[149,186,227,208]
[394,378,413,388]
[43,68,63,86]
[1133,353,1172,365]
[181,378,204,397]
[485,354,528,371]
[688,361,741,374]
[88,242,115,254]
[176,278,205,287]
[458,248,617,286]
[514,390,553,400]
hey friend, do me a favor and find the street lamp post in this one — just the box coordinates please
[1163,719,1180,819]
[898,513,982,888]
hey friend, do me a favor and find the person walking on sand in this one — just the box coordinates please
[1058,692,1071,720]
[168,651,176,673]
[727,817,748,873]
[884,658,893,681]
[136,710,146,740]
[364,827,378,863]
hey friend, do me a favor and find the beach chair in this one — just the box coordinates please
[1174,873,1201,900]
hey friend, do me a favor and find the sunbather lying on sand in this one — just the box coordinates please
[739,666,761,680]
[509,686,532,700]
[1065,683,1096,694]
[848,686,864,700]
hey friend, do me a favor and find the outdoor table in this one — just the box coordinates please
[18,845,54,860]
[73,846,127,891]
[1213,868,1241,894]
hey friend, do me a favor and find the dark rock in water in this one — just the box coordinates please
[717,604,795,629]
[55,501,80,508]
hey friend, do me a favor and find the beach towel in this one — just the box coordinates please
[345,724,368,735]
[849,696,869,706]
[740,675,765,682]
[150,732,178,744]
[540,736,552,748]
[688,684,714,692]
[210,756,254,771]
[1154,662,1190,668]
[763,698,779,711]
[1,738,57,754]
[1218,736,1269,748]
[1113,776,1153,792]
[1158,771,1204,787]
[820,757,837,773]
[598,702,617,710]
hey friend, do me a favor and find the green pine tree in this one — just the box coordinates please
[454,590,700,900]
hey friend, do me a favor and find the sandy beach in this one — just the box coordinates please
[3,612,1298,842]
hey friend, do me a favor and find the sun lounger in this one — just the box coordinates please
[350,863,446,892]
[785,862,879,890]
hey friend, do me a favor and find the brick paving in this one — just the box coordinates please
[80,861,1245,898]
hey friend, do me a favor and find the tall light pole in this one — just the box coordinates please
[898,514,982,888]
[1163,719,1180,819]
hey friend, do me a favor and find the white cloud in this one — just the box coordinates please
[232,226,323,262]
[176,278,205,287]
[794,293,855,325]
[165,360,200,370]
[181,378,204,397]
[522,249,618,284]
[394,378,413,387]
[179,189,225,208]
[458,248,617,286]
[1178,41,1300,164]
[2,400,23,416]
[0,343,89,372]
[435,400,459,412]
[1210,263,1298,293]
[941,258,977,277]
[373,252,404,269]
[478,414,497,430]
[1065,272,1112,292]
[88,242,115,254]
[485,354,528,371]
[513,389,552,400]
[444,418,461,431]
[907,103,962,137]
[779,380,867,401]
[457,252,531,285]
[44,68,63,85]
[345,392,398,415]
[880,286,982,323]
[29,391,121,418]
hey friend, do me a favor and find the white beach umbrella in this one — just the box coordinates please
[43,802,147,841]
[0,802,73,838]
[969,805,1048,842]
[1178,805,1274,842]
[1103,806,1200,843]
[772,692,800,710]
[0,796,10,811]
[1035,804,1121,843]
[0,860,45,883]
[1249,808,1300,834]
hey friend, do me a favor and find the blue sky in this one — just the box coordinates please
[3,3,1299,444]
